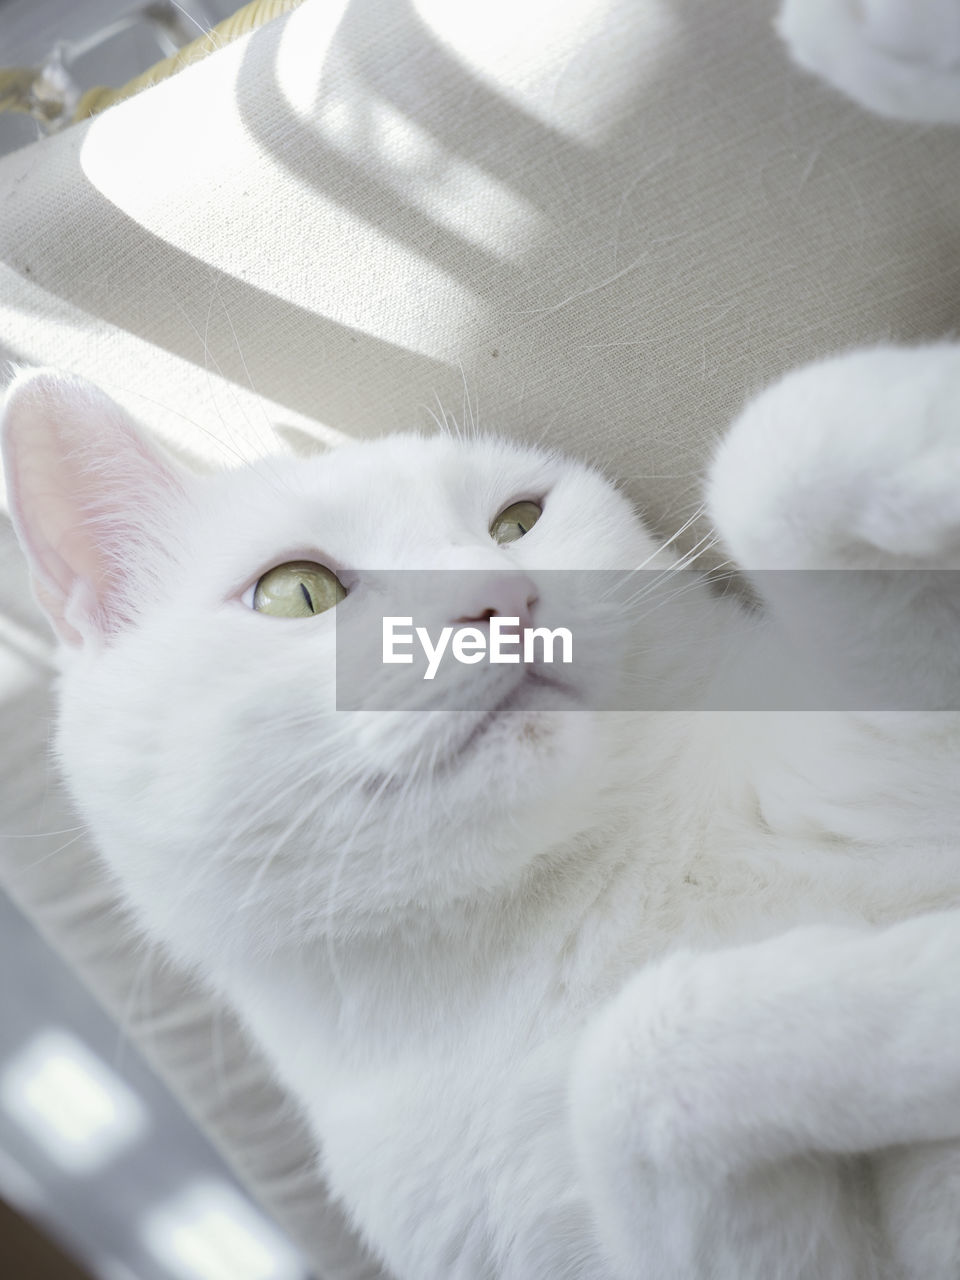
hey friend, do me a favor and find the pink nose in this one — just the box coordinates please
[454,573,538,631]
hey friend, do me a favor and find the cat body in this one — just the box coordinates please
[215,713,960,1280]
[5,339,960,1280]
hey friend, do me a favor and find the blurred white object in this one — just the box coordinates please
[778,0,960,121]
[0,1028,149,1173]
[142,1180,309,1280]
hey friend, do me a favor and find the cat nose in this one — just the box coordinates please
[454,574,538,631]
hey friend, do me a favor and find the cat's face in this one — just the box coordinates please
[2,373,662,958]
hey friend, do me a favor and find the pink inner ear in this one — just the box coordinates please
[10,428,105,596]
[2,370,185,646]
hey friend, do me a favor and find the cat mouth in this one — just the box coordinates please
[443,668,576,766]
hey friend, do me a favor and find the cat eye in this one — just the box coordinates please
[490,500,542,545]
[252,561,347,617]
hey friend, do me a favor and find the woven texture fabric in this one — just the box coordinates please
[1,0,959,1274]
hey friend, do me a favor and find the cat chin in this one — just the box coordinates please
[289,704,609,930]
[432,670,581,770]
[424,705,607,851]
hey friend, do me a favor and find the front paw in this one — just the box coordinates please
[778,0,960,123]
[708,344,960,569]
[567,964,697,1276]
[567,949,865,1280]
[851,450,960,558]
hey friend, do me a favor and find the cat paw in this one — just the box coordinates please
[852,451,960,558]
[709,344,960,569]
[777,0,960,123]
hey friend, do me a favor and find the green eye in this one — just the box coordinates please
[252,561,346,617]
[490,500,542,545]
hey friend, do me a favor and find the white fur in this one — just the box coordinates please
[4,344,960,1279]
[778,0,960,122]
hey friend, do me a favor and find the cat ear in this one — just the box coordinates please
[1,369,187,647]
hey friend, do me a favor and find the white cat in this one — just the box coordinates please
[7,4,960,1275]
[4,339,960,1280]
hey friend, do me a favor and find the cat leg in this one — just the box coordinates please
[872,1141,960,1279]
[777,0,960,123]
[569,912,960,1279]
[707,342,960,711]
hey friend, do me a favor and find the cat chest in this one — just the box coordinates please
[314,1035,611,1280]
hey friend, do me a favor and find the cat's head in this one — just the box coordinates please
[1,371,663,959]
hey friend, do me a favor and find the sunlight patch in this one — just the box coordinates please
[0,1029,148,1173]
